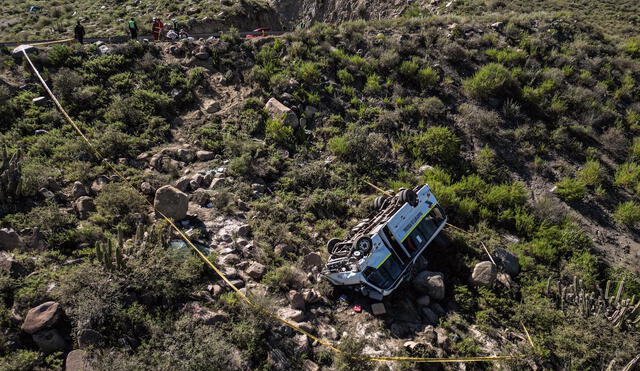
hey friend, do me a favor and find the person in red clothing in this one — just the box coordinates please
[151,18,164,41]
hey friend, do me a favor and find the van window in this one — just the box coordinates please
[363,255,403,289]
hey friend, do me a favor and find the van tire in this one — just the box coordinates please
[399,189,418,207]
[372,196,388,210]
[353,236,372,253]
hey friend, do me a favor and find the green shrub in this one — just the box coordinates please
[577,160,602,187]
[93,183,146,231]
[265,118,295,148]
[614,201,640,227]
[337,69,354,85]
[555,177,588,202]
[623,36,640,58]
[614,162,640,189]
[409,126,460,164]
[294,61,321,84]
[399,58,420,78]
[482,182,527,210]
[363,74,382,95]
[630,137,640,161]
[463,63,518,100]
[417,67,439,89]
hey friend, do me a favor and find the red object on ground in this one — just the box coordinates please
[353,304,362,313]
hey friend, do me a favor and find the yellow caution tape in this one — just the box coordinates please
[23,38,75,47]
[21,48,527,363]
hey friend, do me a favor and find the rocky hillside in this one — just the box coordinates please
[1,9,640,371]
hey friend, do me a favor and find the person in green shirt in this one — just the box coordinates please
[128,18,138,40]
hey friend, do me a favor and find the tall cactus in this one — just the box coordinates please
[0,147,21,204]
[546,277,640,329]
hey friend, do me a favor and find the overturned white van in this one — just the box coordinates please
[321,185,447,300]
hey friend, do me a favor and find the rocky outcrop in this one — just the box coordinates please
[413,271,445,300]
[154,185,189,220]
[470,261,497,287]
[265,98,299,128]
[493,248,520,276]
[65,349,92,371]
[21,301,69,353]
[21,301,62,334]
[0,228,22,250]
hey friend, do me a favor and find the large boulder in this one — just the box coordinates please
[154,185,189,220]
[21,301,63,334]
[412,271,445,300]
[265,98,299,128]
[32,328,68,353]
[288,290,306,310]
[245,262,266,279]
[66,349,91,371]
[75,196,96,220]
[0,252,25,277]
[470,261,497,287]
[0,228,22,250]
[493,248,520,276]
[302,252,322,270]
[71,181,87,199]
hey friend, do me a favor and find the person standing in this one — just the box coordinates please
[128,17,138,40]
[74,20,85,44]
[151,18,164,41]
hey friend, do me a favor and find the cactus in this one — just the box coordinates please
[0,147,22,204]
[547,278,639,329]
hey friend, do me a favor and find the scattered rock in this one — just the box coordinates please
[493,248,520,276]
[65,349,91,371]
[140,181,154,195]
[421,307,438,324]
[26,227,46,250]
[288,290,306,310]
[371,302,386,316]
[497,272,515,289]
[175,176,192,192]
[194,46,210,60]
[154,185,189,220]
[90,176,109,194]
[302,288,321,304]
[265,98,299,128]
[302,252,322,269]
[39,187,55,199]
[75,196,95,220]
[71,181,87,199]
[209,178,226,189]
[21,301,62,334]
[275,243,294,256]
[221,254,241,265]
[491,21,504,29]
[204,101,221,113]
[470,261,497,287]
[413,271,445,300]
[237,224,251,238]
[292,333,310,353]
[279,308,305,322]
[302,359,320,371]
[196,150,215,161]
[33,328,68,353]
[78,329,104,348]
[176,148,196,163]
[245,261,266,279]
[0,252,25,277]
[184,302,229,325]
[0,228,22,250]
[416,295,431,307]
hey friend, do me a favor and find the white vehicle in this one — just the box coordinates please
[321,185,447,300]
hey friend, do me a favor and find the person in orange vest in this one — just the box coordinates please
[151,18,164,41]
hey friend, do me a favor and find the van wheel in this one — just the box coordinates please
[353,236,372,253]
[372,196,389,210]
[327,238,341,254]
[399,189,418,207]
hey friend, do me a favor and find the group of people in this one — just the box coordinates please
[73,17,189,44]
